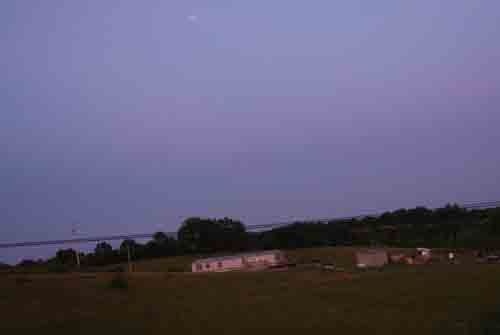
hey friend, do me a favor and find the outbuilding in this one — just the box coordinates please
[356,249,389,268]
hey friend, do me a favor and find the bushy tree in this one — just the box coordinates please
[178,217,247,253]
[89,241,116,266]
[143,233,179,258]
[487,208,500,235]
[55,248,78,265]
[119,239,138,254]
[95,242,113,256]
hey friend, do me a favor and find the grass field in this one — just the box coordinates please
[1,248,499,334]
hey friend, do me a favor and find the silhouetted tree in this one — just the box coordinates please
[143,232,179,257]
[95,242,113,256]
[178,217,247,253]
[17,259,37,267]
[487,208,500,235]
[120,239,138,254]
[152,232,170,247]
[55,248,78,265]
[118,239,144,261]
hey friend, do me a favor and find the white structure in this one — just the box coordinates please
[191,250,286,273]
[356,249,389,268]
[417,248,431,258]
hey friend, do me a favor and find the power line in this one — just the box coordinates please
[0,233,154,249]
[245,200,500,230]
[1,200,498,250]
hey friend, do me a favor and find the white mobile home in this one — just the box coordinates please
[192,250,286,273]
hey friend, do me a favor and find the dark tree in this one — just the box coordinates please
[178,217,247,253]
[17,259,37,267]
[95,242,113,256]
[55,248,78,265]
[120,239,138,253]
[153,232,169,244]
[119,239,144,260]
[144,232,178,257]
[487,208,500,235]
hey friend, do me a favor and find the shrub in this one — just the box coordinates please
[109,275,128,290]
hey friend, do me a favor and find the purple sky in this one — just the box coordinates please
[1,1,500,264]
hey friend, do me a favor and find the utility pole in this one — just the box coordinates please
[72,226,81,269]
[127,243,132,273]
[76,249,81,268]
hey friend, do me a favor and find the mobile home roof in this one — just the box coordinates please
[192,250,282,264]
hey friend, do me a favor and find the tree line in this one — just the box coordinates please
[14,204,500,269]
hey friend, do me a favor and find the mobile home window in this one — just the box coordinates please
[218,262,222,268]
[205,263,210,269]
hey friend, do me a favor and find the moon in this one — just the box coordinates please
[187,15,198,22]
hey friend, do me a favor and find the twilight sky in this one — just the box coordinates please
[1,1,500,263]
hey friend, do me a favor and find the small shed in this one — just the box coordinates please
[356,249,389,268]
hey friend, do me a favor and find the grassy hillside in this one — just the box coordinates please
[1,248,499,334]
